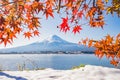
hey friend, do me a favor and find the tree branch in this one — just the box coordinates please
[57,0,61,13]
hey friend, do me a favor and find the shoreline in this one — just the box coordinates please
[0,51,94,54]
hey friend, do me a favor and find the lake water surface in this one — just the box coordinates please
[0,54,114,70]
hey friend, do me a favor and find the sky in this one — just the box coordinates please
[0,12,120,49]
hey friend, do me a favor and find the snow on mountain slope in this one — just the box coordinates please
[0,35,94,53]
[45,35,69,43]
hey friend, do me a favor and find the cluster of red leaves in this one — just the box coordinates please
[58,0,106,34]
[60,17,70,33]
[58,0,85,34]
[80,34,120,66]
[72,25,82,34]
[0,0,109,46]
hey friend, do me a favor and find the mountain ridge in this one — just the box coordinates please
[0,35,94,53]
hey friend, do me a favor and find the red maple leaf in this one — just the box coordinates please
[72,8,78,15]
[72,25,82,34]
[33,30,40,36]
[77,10,83,19]
[0,37,12,46]
[60,17,70,33]
[83,4,88,11]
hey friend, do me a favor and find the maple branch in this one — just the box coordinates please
[93,0,96,7]
[0,7,4,12]
[88,0,92,6]
[0,1,18,7]
[0,1,26,7]
[80,22,89,26]
[0,2,13,7]
[78,0,84,11]
[57,0,61,13]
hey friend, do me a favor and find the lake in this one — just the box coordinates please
[0,54,114,70]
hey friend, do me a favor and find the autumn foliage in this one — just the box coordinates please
[0,0,120,66]
[81,34,120,66]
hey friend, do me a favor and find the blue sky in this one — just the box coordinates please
[0,12,120,49]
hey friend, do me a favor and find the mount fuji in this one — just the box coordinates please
[0,35,94,53]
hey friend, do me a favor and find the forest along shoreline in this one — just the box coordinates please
[0,51,94,54]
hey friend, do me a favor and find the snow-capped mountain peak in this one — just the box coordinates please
[44,35,68,43]
[0,35,94,53]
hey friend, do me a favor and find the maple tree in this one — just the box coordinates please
[81,34,120,66]
[0,0,120,66]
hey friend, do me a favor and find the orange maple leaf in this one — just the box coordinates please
[82,38,88,46]
[65,0,76,9]
[116,51,120,58]
[98,52,104,59]
[14,27,22,34]
[116,33,120,39]
[28,23,34,30]
[24,32,32,39]
[9,32,17,42]
[45,0,54,8]
[26,12,31,19]
[44,7,54,19]
[88,40,93,47]
[37,3,44,13]
[110,59,119,66]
